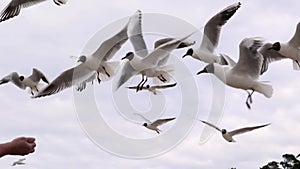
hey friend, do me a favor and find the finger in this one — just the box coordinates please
[26,137,36,143]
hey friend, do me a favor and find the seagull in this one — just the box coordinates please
[116,29,195,91]
[121,10,194,92]
[261,22,300,72]
[182,2,240,65]
[0,68,49,95]
[200,120,270,142]
[0,0,68,22]
[126,83,177,95]
[197,38,273,109]
[11,158,26,166]
[32,12,133,98]
[134,113,176,134]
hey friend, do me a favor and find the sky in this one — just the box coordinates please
[0,0,299,168]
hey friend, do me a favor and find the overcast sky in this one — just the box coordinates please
[0,0,299,168]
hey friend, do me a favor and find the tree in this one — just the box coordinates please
[260,154,300,169]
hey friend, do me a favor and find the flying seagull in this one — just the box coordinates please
[126,83,177,95]
[0,68,49,95]
[134,113,176,134]
[200,120,270,142]
[121,10,194,92]
[32,11,137,98]
[0,0,68,22]
[11,158,26,166]
[260,22,300,72]
[182,2,240,65]
[197,37,273,109]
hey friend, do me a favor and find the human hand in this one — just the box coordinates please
[2,137,36,156]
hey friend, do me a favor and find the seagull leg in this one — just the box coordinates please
[102,66,110,77]
[140,76,148,91]
[158,74,167,83]
[246,90,255,109]
[136,75,145,92]
[296,60,300,67]
[97,73,101,84]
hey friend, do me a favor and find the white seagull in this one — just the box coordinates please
[197,38,273,109]
[126,82,177,95]
[11,158,26,166]
[116,31,195,90]
[0,68,49,95]
[261,22,300,72]
[134,113,176,134]
[122,10,194,91]
[32,12,134,98]
[0,0,67,22]
[200,120,270,143]
[182,2,240,65]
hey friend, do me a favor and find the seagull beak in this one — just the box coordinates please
[182,53,189,58]
[196,68,207,75]
[121,56,127,60]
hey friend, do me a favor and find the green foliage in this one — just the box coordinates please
[260,154,300,169]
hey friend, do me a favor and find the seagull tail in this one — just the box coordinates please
[254,82,273,98]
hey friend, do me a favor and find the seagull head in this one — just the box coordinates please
[221,129,227,134]
[77,55,87,63]
[196,63,214,75]
[268,42,281,51]
[19,76,25,81]
[182,48,193,58]
[121,52,134,61]
[142,123,148,127]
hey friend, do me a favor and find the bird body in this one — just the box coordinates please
[182,2,241,65]
[264,22,300,70]
[200,120,270,142]
[134,113,175,134]
[0,68,49,95]
[0,0,67,22]
[197,38,273,109]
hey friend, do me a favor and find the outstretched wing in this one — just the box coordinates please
[29,68,49,84]
[231,37,264,78]
[228,123,270,136]
[200,120,222,132]
[152,83,177,89]
[289,22,300,46]
[200,2,241,53]
[128,10,148,57]
[259,43,287,74]
[134,113,152,124]
[0,0,46,22]
[151,117,176,127]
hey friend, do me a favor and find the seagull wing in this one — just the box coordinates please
[228,123,270,137]
[219,53,236,66]
[151,117,176,127]
[126,86,138,90]
[92,20,129,61]
[259,42,287,74]
[200,120,222,132]
[29,68,49,84]
[200,2,241,53]
[128,10,148,57]
[133,113,152,123]
[33,65,94,98]
[115,61,138,89]
[289,22,300,46]
[0,72,25,89]
[0,0,46,22]
[151,83,177,89]
[231,37,264,79]
[142,32,194,67]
